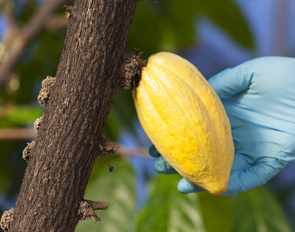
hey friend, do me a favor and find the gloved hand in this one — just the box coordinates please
[149,57,295,195]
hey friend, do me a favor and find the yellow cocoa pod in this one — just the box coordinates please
[132,52,234,195]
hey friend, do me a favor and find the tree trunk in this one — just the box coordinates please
[11,0,138,231]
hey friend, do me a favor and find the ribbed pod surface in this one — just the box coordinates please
[132,52,234,195]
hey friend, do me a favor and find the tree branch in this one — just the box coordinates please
[0,128,37,140]
[11,1,139,229]
[0,128,150,157]
[0,0,19,32]
[0,0,71,88]
[46,15,69,31]
[77,200,108,223]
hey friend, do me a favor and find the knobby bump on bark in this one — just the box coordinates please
[120,48,147,90]
[37,76,56,107]
[22,140,36,162]
[0,208,14,232]
[77,199,109,223]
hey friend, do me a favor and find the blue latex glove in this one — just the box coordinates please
[149,57,295,195]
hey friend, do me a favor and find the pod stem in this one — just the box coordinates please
[137,58,147,70]
[120,48,146,90]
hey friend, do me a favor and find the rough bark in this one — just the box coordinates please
[11,0,138,231]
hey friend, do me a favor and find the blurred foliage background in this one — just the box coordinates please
[0,0,295,231]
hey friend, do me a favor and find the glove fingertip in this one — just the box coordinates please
[153,156,177,174]
[149,145,161,158]
[153,158,162,173]
[178,178,204,194]
[153,156,168,174]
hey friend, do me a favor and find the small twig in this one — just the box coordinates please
[86,200,109,210]
[0,128,150,157]
[78,200,108,223]
[98,137,120,154]
[0,128,37,140]
[46,15,69,31]
[117,145,149,157]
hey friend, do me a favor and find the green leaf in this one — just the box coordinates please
[127,0,253,58]
[0,105,43,128]
[134,174,206,232]
[75,160,136,232]
[5,105,43,124]
[126,2,162,59]
[0,140,27,195]
[233,186,292,232]
[103,109,121,142]
[198,192,232,232]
